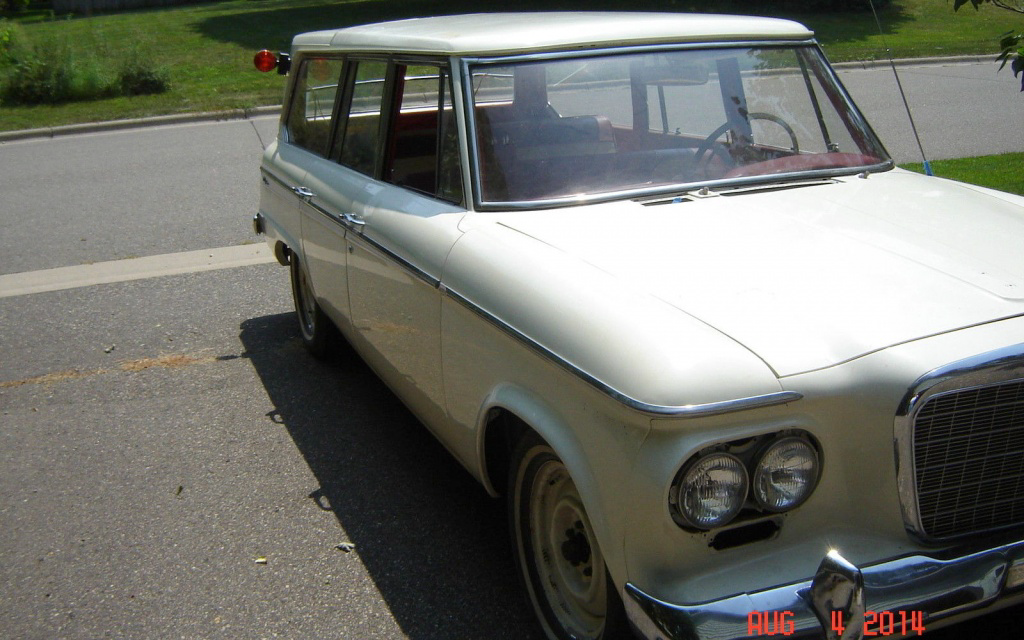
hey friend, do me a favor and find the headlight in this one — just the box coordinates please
[674,453,748,530]
[752,437,819,512]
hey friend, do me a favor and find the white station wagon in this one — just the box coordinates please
[254,13,1024,640]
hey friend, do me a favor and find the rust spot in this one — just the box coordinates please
[1,352,221,387]
[118,354,214,372]
[0,369,102,388]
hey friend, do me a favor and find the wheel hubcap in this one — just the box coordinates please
[529,458,606,638]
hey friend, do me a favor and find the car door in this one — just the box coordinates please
[340,60,468,439]
[272,55,351,329]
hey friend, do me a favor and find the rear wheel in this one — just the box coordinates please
[289,254,333,359]
[509,433,628,640]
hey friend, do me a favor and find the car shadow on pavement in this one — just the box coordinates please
[239,312,542,639]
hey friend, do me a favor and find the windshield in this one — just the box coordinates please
[469,45,889,205]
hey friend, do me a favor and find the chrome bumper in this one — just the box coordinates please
[624,538,1024,640]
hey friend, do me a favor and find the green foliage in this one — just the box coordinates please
[1,45,110,104]
[117,57,170,96]
[996,30,1024,89]
[0,31,170,105]
[952,0,1024,90]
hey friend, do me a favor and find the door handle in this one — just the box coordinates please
[292,186,316,198]
[341,212,366,229]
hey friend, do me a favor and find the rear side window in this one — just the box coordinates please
[386,65,463,203]
[285,57,344,156]
[337,60,388,176]
[329,58,465,204]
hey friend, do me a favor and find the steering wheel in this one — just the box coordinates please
[692,112,800,176]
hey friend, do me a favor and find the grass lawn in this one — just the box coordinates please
[901,153,1024,196]
[0,0,1021,131]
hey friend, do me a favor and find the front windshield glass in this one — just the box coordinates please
[469,45,889,204]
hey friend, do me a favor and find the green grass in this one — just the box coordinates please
[0,0,1021,131]
[901,153,1024,196]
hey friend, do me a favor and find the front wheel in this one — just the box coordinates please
[289,254,333,359]
[509,433,628,640]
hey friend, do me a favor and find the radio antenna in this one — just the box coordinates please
[867,0,933,175]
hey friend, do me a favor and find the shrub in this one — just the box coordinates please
[0,38,170,105]
[117,58,170,96]
[0,18,25,63]
[0,44,118,105]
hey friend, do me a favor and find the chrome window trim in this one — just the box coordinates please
[894,342,1024,541]
[469,165,893,212]
[443,286,801,417]
[460,40,891,211]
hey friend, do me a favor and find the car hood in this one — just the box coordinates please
[485,171,1024,377]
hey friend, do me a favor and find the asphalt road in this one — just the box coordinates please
[1,59,1023,639]
[836,59,1024,163]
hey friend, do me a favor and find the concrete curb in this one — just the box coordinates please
[830,54,994,71]
[0,55,997,144]
[0,105,282,143]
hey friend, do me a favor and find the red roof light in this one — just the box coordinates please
[254,50,278,73]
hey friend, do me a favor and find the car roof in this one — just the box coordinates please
[291,12,815,56]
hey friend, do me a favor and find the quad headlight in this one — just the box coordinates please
[673,453,748,530]
[671,432,820,531]
[752,437,819,512]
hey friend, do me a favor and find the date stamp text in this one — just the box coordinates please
[746,609,926,636]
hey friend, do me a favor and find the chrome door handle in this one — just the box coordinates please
[292,186,316,198]
[341,212,366,229]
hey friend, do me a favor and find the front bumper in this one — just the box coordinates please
[625,538,1024,640]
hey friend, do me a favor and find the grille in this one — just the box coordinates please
[913,378,1024,539]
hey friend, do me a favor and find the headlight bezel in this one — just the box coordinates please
[669,430,821,532]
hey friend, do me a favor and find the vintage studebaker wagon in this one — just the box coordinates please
[254,12,1024,639]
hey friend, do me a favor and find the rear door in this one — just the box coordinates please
[340,59,468,438]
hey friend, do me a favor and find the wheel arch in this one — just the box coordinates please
[475,384,627,584]
[477,384,591,499]
[273,239,291,266]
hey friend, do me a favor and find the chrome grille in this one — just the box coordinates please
[913,378,1024,539]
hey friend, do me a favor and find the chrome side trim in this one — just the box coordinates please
[894,343,1024,541]
[347,228,441,289]
[443,287,800,417]
[625,538,1024,640]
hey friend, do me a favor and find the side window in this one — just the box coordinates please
[285,57,344,156]
[385,64,464,204]
[337,60,388,176]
